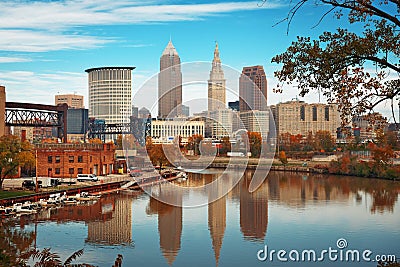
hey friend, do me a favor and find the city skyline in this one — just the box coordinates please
[0,0,397,121]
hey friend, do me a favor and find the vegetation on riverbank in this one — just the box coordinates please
[0,191,32,200]
[328,154,400,179]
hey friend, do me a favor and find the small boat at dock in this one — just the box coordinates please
[75,192,100,202]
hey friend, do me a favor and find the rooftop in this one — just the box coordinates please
[85,66,136,73]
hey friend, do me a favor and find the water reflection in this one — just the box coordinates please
[239,171,269,242]
[86,195,133,246]
[146,185,183,265]
[4,171,399,267]
[208,177,227,266]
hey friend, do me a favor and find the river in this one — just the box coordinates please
[4,171,400,267]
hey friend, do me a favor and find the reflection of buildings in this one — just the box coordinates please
[87,195,132,245]
[267,172,351,206]
[239,172,269,241]
[208,178,227,267]
[147,189,183,265]
[31,197,113,224]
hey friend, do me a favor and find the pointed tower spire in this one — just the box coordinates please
[208,41,226,111]
[213,41,221,64]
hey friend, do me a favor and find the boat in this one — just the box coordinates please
[62,196,78,205]
[0,206,14,216]
[38,198,57,207]
[12,203,37,214]
[75,192,100,202]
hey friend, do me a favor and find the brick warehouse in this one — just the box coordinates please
[35,143,115,178]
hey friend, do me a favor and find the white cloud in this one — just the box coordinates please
[0,56,32,63]
[0,0,284,53]
[0,1,283,30]
[0,70,87,106]
[0,30,112,52]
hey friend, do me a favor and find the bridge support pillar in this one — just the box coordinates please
[0,86,5,137]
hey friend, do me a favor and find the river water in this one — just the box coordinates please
[6,171,400,267]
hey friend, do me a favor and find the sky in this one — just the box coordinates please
[0,0,398,121]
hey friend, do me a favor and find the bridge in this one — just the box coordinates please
[0,86,68,142]
[88,117,151,144]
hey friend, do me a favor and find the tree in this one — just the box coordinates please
[116,134,136,150]
[271,0,400,126]
[219,137,231,156]
[0,135,34,190]
[146,143,170,169]
[185,134,203,155]
[88,138,102,144]
[368,142,394,166]
[247,132,262,158]
[314,130,336,152]
[278,151,288,165]
[0,219,36,266]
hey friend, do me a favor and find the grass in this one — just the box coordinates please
[0,190,33,200]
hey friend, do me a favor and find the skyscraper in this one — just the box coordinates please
[85,67,135,124]
[239,65,267,111]
[208,42,226,111]
[159,40,182,118]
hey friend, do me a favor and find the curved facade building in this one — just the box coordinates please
[85,67,135,124]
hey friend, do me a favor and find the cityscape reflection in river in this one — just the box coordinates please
[3,171,399,267]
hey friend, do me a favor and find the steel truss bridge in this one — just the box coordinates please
[88,117,151,144]
[5,102,68,142]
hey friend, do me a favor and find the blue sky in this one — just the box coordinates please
[0,0,397,120]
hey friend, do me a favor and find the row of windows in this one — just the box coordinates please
[48,155,88,163]
[89,69,132,81]
[49,167,84,175]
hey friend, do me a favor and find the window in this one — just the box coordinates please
[300,106,305,121]
[325,106,330,121]
[69,156,74,163]
[312,106,317,121]
[55,156,60,163]
[48,156,52,163]
[78,156,83,163]
[55,168,60,174]
[90,156,92,163]
[78,168,83,174]
[69,168,74,175]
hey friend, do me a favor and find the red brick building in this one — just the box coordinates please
[35,143,115,178]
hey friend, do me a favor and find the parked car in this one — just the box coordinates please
[76,174,98,182]
[22,180,36,190]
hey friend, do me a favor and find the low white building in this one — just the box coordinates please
[150,118,205,144]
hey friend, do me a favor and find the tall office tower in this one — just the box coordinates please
[158,40,182,118]
[239,65,267,111]
[85,67,135,124]
[208,42,226,111]
[55,94,84,109]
